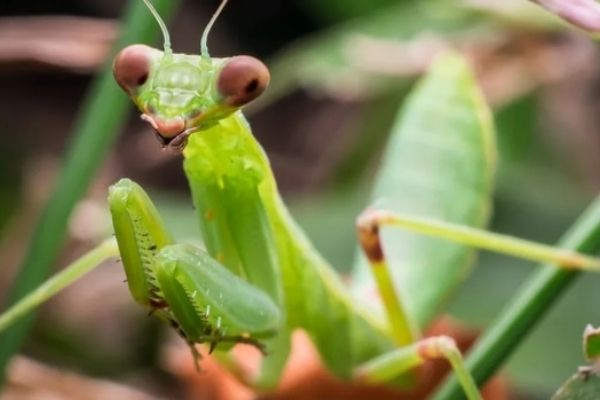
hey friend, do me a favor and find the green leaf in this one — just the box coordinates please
[251,0,567,115]
[251,0,485,111]
[351,53,496,329]
[301,0,399,24]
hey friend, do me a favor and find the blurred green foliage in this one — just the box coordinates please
[0,0,181,382]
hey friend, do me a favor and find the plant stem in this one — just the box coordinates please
[433,195,600,400]
[0,0,180,382]
[0,239,119,333]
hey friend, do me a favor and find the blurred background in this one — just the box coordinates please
[1,0,600,398]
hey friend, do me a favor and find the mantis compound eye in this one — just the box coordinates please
[217,55,270,107]
[113,44,153,94]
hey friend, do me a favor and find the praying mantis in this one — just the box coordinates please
[3,0,600,398]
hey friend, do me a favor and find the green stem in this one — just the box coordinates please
[380,211,600,271]
[0,239,119,333]
[0,0,181,381]
[433,195,600,400]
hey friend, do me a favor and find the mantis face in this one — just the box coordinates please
[113,44,269,148]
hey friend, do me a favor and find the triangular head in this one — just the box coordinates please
[112,0,269,149]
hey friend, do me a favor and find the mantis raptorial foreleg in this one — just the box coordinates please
[109,179,281,370]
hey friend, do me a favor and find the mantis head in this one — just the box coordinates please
[112,0,269,148]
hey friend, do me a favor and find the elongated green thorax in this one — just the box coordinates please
[182,113,394,380]
[183,114,283,306]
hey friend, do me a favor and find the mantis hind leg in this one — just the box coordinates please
[356,209,482,399]
[354,336,482,400]
[355,205,600,398]
[357,208,600,273]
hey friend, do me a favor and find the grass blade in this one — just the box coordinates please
[0,0,180,381]
[434,195,600,399]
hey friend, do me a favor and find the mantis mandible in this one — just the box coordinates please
[3,0,600,398]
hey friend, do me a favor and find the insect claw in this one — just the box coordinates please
[208,341,218,354]
[255,341,268,356]
[226,335,268,355]
[579,365,594,381]
[189,344,203,372]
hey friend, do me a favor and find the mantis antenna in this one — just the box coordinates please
[201,0,229,59]
[141,0,172,55]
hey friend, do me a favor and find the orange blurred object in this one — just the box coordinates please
[165,316,509,400]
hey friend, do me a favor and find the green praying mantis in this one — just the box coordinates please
[3,0,600,398]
